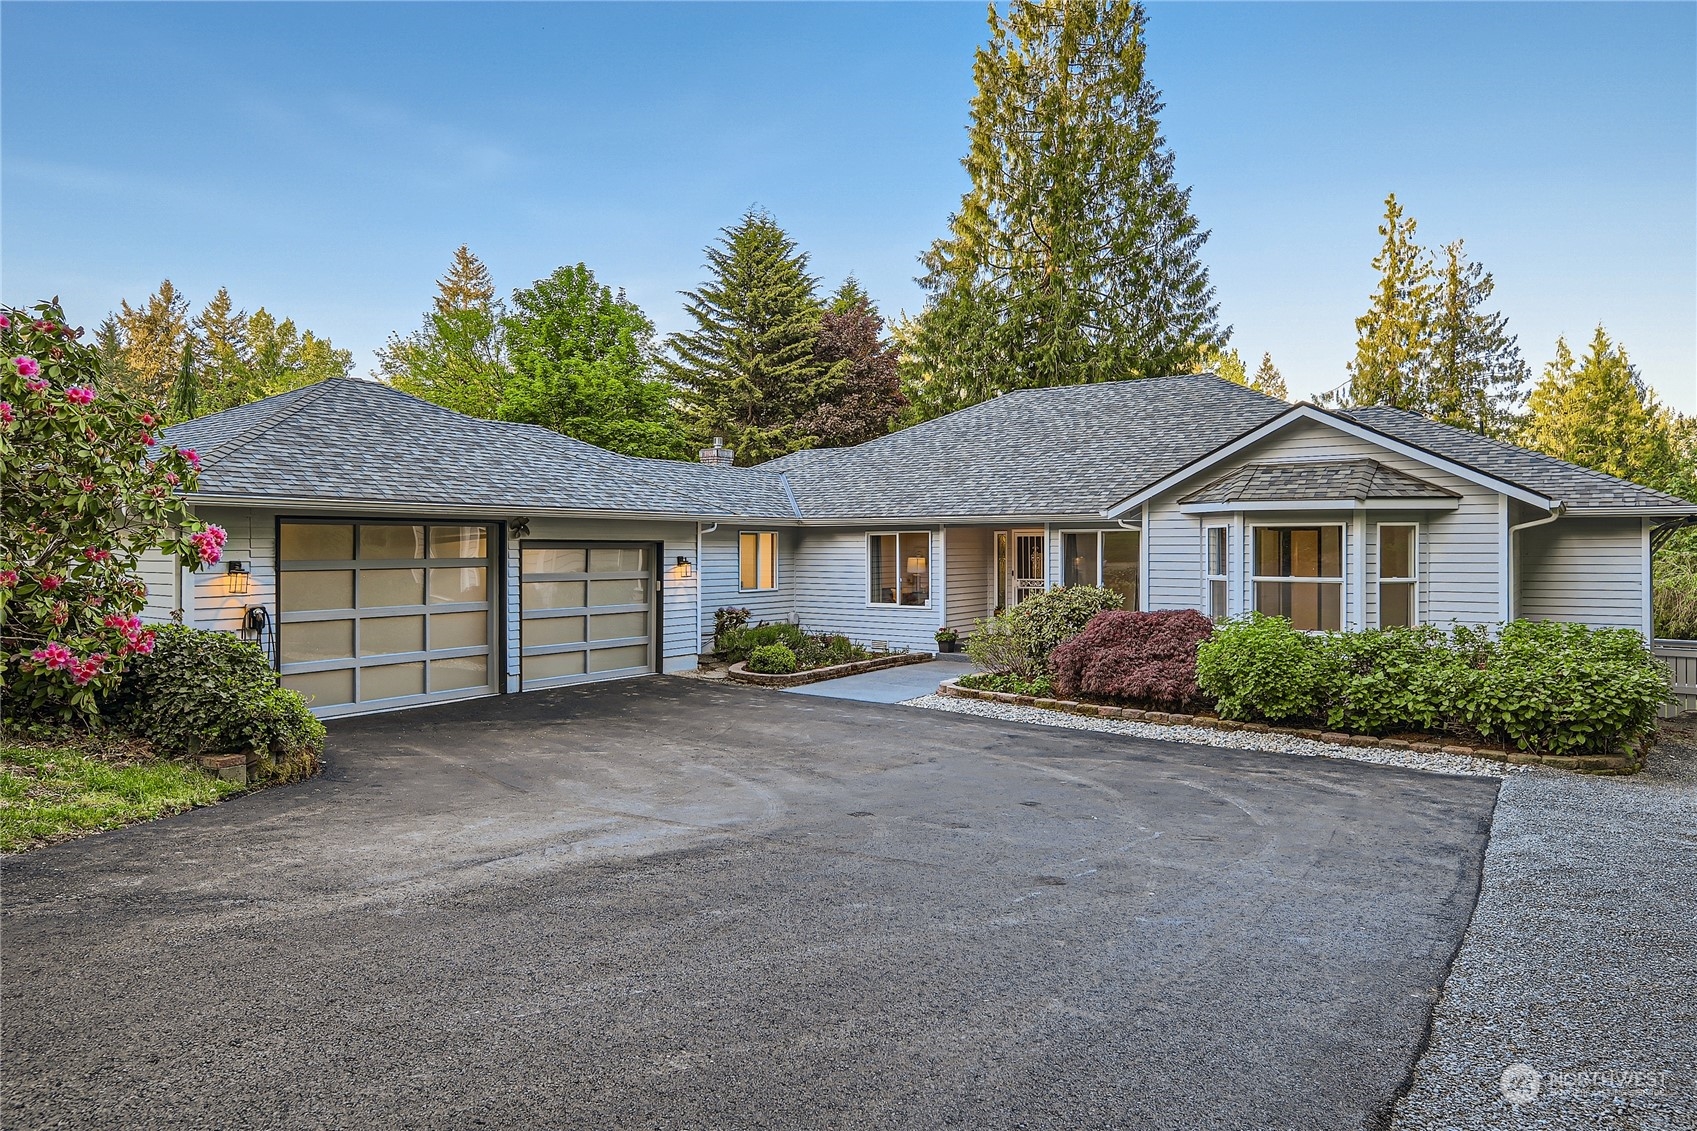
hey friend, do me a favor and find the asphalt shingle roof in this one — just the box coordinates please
[1338,405,1695,511]
[766,374,1290,519]
[162,378,798,519]
[1180,459,1458,505]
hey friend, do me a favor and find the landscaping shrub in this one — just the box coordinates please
[105,625,324,774]
[713,606,752,653]
[965,585,1124,677]
[956,672,1055,698]
[747,643,799,675]
[793,633,867,670]
[1048,609,1213,710]
[718,620,807,663]
[1196,615,1670,755]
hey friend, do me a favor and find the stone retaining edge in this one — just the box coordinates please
[934,678,1643,775]
[727,651,935,689]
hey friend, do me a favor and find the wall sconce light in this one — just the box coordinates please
[510,518,531,539]
[225,560,250,595]
[674,555,693,579]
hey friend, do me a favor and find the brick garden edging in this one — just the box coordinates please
[935,678,1644,775]
[728,651,934,689]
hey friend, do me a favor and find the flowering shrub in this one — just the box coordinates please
[1048,609,1214,710]
[1,301,215,719]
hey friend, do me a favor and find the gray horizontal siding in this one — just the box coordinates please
[944,526,992,631]
[1517,518,1646,630]
[699,525,796,649]
[188,507,276,635]
[138,550,179,624]
[790,527,942,653]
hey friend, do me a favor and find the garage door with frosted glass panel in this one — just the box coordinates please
[520,543,654,690]
[277,521,496,715]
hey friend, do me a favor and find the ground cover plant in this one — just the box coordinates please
[714,611,874,672]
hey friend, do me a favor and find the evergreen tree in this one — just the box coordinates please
[92,317,136,391]
[241,309,354,396]
[905,0,1225,419]
[500,264,690,459]
[1251,353,1288,400]
[1340,194,1435,412]
[797,278,906,448]
[1521,327,1680,487]
[194,287,257,414]
[1193,345,1248,386]
[376,245,508,418]
[1426,240,1529,437]
[169,338,199,423]
[664,210,830,462]
[113,279,192,411]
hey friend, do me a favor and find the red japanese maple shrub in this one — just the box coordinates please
[1047,609,1215,710]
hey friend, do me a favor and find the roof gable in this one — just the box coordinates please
[1179,459,1459,506]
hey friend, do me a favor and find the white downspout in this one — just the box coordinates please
[697,522,718,657]
[1506,502,1565,622]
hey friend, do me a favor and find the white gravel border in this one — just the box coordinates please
[903,691,1697,1127]
[902,692,1521,778]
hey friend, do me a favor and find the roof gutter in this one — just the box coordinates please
[182,493,789,526]
[1505,501,1565,621]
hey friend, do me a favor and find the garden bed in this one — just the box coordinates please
[728,651,933,688]
[936,678,1645,774]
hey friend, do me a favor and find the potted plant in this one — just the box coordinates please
[934,627,960,654]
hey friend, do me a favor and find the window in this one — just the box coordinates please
[1205,526,1228,618]
[1378,524,1418,628]
[1102,529,1140,611]
[1063,532,1099,587]
[739,531,778,591]
[1252,525,1343,631]
[869,532,931,606]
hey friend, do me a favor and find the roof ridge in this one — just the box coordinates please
[194,380,341,466]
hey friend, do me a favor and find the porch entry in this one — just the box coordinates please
[987,528,1141,612]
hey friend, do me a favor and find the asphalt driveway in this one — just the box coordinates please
[2,677,1497,1131]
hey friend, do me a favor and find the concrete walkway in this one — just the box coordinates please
[781,658,974,703]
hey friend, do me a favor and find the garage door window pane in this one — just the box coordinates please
[523,580,586,610]
[430,566,487,604]
[361,615,423,657]
[281,524,353,562]
[280,619,353,664]
[363,661,424,700]
[589,577,646,606]
[588,547,645,572]
[281,570,353,612]
[523,547,586,575]
[430,611,487,650]
[430,655,488,692]
[523,616,585,648]
[589,610,647,641]
[429,526,487,560]
[282,668,354,707]
[361,525,424,560]
[587,644,649,673]
[525,650,587,681]
[360,568,424,608]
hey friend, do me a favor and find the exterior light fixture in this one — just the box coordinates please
[225,560,250,595]
[510,518,531,539]
[674,555,693,578]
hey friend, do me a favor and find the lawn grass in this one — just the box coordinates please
[0,735,246,853]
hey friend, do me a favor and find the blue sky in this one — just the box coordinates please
[3,2,1693,412]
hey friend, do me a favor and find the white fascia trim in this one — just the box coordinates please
[1564,505,1697,518]
[1178,497,1461,515]
[186,494,786,525]
[1100,405,1555,518]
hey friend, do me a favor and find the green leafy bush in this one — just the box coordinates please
[718,621,807,663]
[747,643,799,675]
[964,586,1125,678]
[713,606,752,653]
[956,672,1055,698]
[794,632,867,670]
[105,625,325,772]
[1653,546,1697,640]
[1197,615,1669,755]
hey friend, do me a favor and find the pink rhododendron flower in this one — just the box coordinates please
[190,524,228,565]
[32,643,73,670]
[40,574,62,591]
[79,477,95,492]
[33,320,53,333]
[0,570,17,587]
[0,314,10,329]
[82,547,112,563]
[71,654,107,685]
[65,386,95,406]
[138,433,155,446]
[14,356,40,377]
[181,448,201,470]
[139,413,155,426]
[25,379,47,394]
[0,402,12,424]
[164,471,180,486]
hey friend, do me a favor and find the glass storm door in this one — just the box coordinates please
[1011,531,1045,605]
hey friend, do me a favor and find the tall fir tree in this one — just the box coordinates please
[376,245,509,418]
[1192,345,1248,386]
[797,278,906,448]
[113,279,192,412]
[92,316,136,391]
[501,264,690,460]
[168,338,199,423]
[664,210,832,463]
[1251,353,1288,400]
[1521,327,1680,488]
[194,286,258,414]
[1341,194,1435,412]
[905,0,1225,419]
[1426,240,1529,437]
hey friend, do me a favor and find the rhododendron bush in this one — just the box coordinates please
[1,300,216,718]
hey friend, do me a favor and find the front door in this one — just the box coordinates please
[1011,530,1045,606]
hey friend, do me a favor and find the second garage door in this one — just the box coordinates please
[520,543,655,690]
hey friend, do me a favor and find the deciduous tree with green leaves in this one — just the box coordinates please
[905,0,1226,419]
[664,210,834,463]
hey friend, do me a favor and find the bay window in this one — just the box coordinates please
[1252,525,1343,631]
[869,532,931,606]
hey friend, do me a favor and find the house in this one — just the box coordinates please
[142,373,1697,718]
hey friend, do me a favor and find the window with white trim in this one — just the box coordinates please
[739,531,778,591]
[1378,524,1417,628]
[869,532,931,606]
[1252,525,1344,631]
[1204,526,1228,618]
